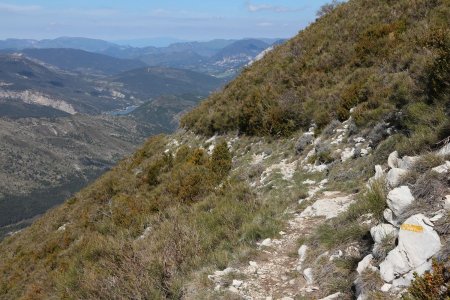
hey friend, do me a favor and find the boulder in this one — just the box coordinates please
[379,214,441,283]
[380,283,392,292]
[386,168,408,188]
[303,268,314,285]
[392,260,432,288]
[341,147,355,162]
[397,156,419,170]
[300,194,353,219]
[260,238,272,247]
[431,161,450,174]
[438,142,450,156]
[387,186,415,216]
[370,224,398,244]
[356,254,377,274]
[232,279,243,288]
[388,151,400,168]
[383,208,399,227]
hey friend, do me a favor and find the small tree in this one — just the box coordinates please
[316,0,342,18]
[210,140,232,180]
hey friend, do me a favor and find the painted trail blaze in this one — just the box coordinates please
[401,224,424,233]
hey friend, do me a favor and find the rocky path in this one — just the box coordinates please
[209,191,354,300]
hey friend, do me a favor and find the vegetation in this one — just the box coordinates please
[403,260,450,300]
[182,0,450,139]
[0,134,301,299]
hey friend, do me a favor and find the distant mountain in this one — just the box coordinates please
[110,67,223,99]
[212,39,269,61]
[113,37,189,47]
[0,37,121,53]
[21,48,147,75]
[0,54,137,115]
[138,50,205,70]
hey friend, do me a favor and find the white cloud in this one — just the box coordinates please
[0,2,41,13]
[257,22,273,27]
[246,1,305,13]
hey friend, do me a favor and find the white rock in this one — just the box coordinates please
[438,142,450,156]
[392,260,432,288]
[228,286,239,293]
[367,165,385,187]
[281,297,294,300]
[370,224,398,244]
[341,147,355,162]
[432,161,450,174]
[300,194,354,219]
[303,268,314,285]
[208,267,236,283]
[387,186,415,216]
[383,208,399,227]
[329,250,343,261]
[380,283,392,292]
[298,245,308,267]
[374,165,385,179]
[357,294,368,300]
[260,238,272,247]
[232,279,243,288]
[398,156,419,170]
[302,179,316,185]
[386,168,408,188]
[430,213,444,222]
[379,214,441,283]
[388,151,400,168]
[354,137,365,143]
[319,292,342,300]
[444,195,450,210]
[357,254,377,274]
[360,148,370,156]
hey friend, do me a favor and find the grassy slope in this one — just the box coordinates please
[1,0,450,299]
[182,0,450,139]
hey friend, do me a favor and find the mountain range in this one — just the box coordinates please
[0,37,284,78]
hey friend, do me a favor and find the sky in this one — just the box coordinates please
[0,1,331,43]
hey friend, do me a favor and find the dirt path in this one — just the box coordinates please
[210,191,354,300]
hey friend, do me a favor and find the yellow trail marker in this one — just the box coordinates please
[401,224,424,233]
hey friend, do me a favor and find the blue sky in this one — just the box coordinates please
[0,1,331,42]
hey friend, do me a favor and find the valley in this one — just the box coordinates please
[0,37,277,239]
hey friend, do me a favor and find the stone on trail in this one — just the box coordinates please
[300,193,353,219]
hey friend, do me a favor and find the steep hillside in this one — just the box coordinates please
[21,48,147,75]
[182,0,450,144]
[0,0,449,299]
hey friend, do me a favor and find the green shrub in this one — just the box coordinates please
[210,140,232,180]
[403,260,450,300]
